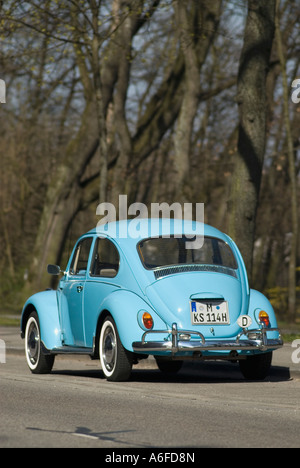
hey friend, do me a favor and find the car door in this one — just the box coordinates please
[83,237,121,348]
[59,237,93,347]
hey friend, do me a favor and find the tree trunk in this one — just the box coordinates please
[228,0,276,279]
[28,101,99,289]
[173,0,222,198]
[275,0,298,322]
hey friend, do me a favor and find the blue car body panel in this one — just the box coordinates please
[21,290,62,351]
[21,218,283,359]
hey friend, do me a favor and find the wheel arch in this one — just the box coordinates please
[20,290,62,350]
[21,303,36,337]
[94,290,167,353]
[94,309,111,358]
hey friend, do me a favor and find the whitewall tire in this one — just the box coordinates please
[99,316,132,381]
[25,311,54,374]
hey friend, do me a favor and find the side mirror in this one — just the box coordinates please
[47,264,62,275]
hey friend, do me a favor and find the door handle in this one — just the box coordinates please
[77,285,83,293]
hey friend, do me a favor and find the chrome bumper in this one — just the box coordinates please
[132,323,283,355]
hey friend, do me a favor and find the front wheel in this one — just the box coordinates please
[25,311,55,374]
[239,351,272,380]
[99,316,132,381]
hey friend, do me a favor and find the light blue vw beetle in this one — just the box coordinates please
[21,218,283,381]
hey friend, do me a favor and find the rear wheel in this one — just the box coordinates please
[239,351,272,380]
[99,316,132,381]
[25,311,55,374]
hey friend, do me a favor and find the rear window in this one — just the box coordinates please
[138,236,237,270]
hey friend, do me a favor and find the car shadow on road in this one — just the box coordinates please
[130,361,291,384]
[51,360,291,384]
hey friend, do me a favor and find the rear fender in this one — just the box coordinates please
[21,290,62,351]
[99,290,167,352]
[248,289,279,339]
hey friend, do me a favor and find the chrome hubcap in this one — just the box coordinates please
[102,326,116,371]
[27,322,40,365]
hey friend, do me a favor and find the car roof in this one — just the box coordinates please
[86,218,230,245]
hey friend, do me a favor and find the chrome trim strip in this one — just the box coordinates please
[49,346,93,355]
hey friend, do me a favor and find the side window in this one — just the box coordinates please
[90,238,119,278]
[70,237,93,275]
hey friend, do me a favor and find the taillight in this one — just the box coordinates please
[142,312,154,330]
[259,310,270,327]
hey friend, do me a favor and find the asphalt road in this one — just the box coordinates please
[1,327,300,449]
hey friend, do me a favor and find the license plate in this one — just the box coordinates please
[190,300,230,325]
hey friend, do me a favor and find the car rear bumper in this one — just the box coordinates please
[132,323,283,355]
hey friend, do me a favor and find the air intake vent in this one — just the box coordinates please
[154,265,237,280]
